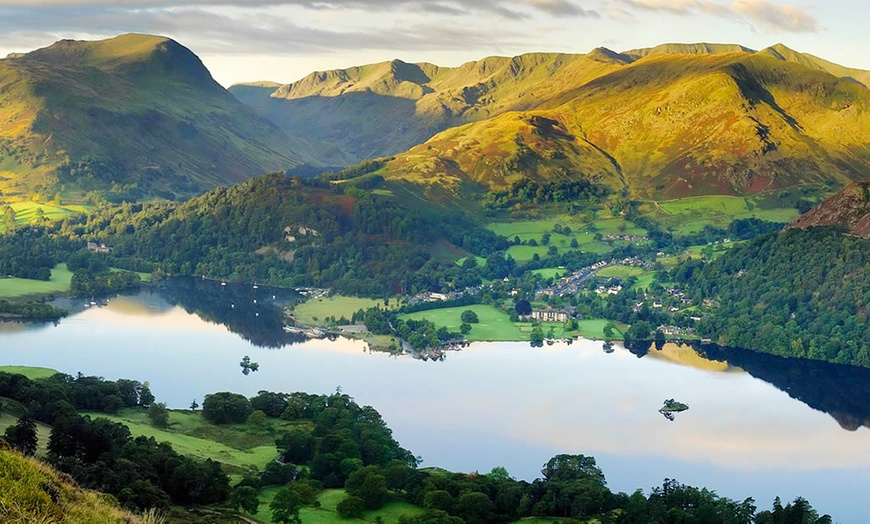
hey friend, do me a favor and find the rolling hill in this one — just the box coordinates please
[0,34,337,201]
[236,43,870,199]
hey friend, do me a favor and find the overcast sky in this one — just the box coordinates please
[0,0,867,87]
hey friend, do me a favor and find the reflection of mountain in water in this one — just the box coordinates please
[698,344,870,431]
[154,278,305,349]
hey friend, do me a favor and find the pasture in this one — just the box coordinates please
[291,295,389,325]
[0,263,74,298]
[400,304,525,342]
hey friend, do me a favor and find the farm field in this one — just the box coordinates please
[0,411,53,456]
[400,304,525,342]
[0,263,74,298]
[290,295,390,325]
[595,265,646,279]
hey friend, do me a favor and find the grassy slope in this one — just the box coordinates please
[0,366,58,380]
[254,488,426,524]
[82,409,278,473]
[0,449,147,524]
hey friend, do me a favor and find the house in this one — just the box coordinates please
[528,307,574,323]
[86,241,112,254]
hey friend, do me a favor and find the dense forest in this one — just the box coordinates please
[64,173,507,295]
[0,370,834,523]
[679,227,870,368]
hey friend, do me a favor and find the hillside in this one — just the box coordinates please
[236,43,870,198]
[0,34,333,200]
[0,448,152,523]
[787,179,870,237]
[230,51,627,162]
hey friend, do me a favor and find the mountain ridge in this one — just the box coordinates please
[232,42,870,195]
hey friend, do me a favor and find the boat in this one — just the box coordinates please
[303,328,326,338]
[283,326,304,334]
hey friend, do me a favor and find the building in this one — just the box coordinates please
[86,241,112,254]
[528,307,574,323]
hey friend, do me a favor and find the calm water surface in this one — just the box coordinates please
[1,286,868,522]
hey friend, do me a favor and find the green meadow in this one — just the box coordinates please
[254,488,426,524]
[401,304,526,341]
[289,295,392,325]
[650,195,799,235]
[530,267,569,280]
[0,366,58,380]
[0,263,74,298]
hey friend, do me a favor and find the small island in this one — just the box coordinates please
[659,398,689,421]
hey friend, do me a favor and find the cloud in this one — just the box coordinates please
[0,0,599,18]
[0,6,529,56]
[622,0,819,33]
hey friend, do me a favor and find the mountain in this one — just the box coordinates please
[230,51,627,163]
[0,448,147,523]
[0,34,332,200]
[236,43,870,199]
[787,179,870,236]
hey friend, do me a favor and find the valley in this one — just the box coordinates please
[1,31,869,524]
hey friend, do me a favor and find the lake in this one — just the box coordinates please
[1,283,868,522]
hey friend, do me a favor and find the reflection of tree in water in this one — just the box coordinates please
[660,411,675,422]
[154,278,305,349]
[698,343,870,431]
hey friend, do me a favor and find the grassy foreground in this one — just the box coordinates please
[0,449,149,523]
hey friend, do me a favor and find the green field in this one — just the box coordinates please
[0,366,58,380]
[651,195,799,235]
[530,267,568,280]
[0,263,149,298]
[401,304,526,342]
[576,319,624,340]
[595,265,645,279]
[254,488,426,524]
[84,409,278,472]
[291,295,389,325]
[0,263,74,298]
[490,215,645,262]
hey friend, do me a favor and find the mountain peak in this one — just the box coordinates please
[623,42,754,61]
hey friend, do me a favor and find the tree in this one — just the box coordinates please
[202,392,253,424]
[190,399,199,412]
[603,322,616,338]
[345,467,389,509]
[337,496,366,518]
[138,382,155,407]
[515,300,532,316]
[270,486,303,524]
[460,310,479,323]
[247,409,269,430]
[147,402,170,428]
[229,485,259,514]
[4,413,38,456]
[460,322,471,335]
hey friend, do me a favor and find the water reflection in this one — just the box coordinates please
[1,289,868,522]
[153,278,304,348]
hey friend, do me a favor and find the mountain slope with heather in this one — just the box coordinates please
[787,179,870,237]
[0,34,335,200]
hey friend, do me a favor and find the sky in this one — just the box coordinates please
[0,0,868,87]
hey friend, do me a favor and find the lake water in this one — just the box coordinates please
[1,283,868,522]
